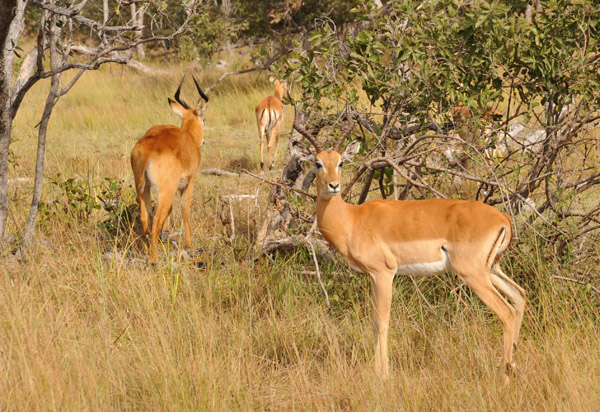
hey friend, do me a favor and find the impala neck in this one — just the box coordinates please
[316,193,352,252]
[181,117,204,148]
[274,81,285,101]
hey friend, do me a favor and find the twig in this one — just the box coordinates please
[243,170,316,200]
[307,239,332,314]
[551,275,600,295]
[410,276,437,314]
[199,168,242,177]
[112,319,133,346]
[204,48,291,94]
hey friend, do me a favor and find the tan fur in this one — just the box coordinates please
[130,82,207,262]
[311,146,526,383]
[255,79,286,170]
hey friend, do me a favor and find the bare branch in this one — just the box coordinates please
[31,0,141,32]
[204,48,291,94]
[243,170,316,200]
[307,239,331,314]
[551,275,600,295]
[293,109,324,153]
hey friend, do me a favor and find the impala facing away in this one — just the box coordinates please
[130,75,209,262]
[255,78,286,170]
[293,116,527,383]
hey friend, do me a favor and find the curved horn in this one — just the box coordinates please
[293,105,324,153]
[174,75,190,109]
[192,75,209,102]
[333,106,355,152]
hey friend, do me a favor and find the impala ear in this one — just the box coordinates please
[168,98,186,118]
[291,141,315,163]
[341,139,361,162]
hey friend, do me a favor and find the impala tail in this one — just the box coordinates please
[257,104,281,137]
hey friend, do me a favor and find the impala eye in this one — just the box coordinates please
[338,161,344,168]
[315,163,323,169]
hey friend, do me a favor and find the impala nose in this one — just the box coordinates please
[328,183,340,192]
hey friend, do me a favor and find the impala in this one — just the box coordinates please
[255,78,286,170]
[293,116,527,382]
[451,102,503,151]
[130,75,209,262]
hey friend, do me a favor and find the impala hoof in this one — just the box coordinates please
[505,362,518,378]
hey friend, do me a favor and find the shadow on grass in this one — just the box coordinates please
[226,154,258,173]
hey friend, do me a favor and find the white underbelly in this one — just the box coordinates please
[396,248,451,276]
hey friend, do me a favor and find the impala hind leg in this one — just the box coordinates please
[149,186,177,262]
[491,264,527,349]
[369,270,395,379]
[459,267,518,381]
[267,132,275,170]
[159,207,173,242]
[258,124,266,171]
[180,180,195,249]
[136,179,152,237]
[271,126,281,170]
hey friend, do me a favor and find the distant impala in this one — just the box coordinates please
[294,115,526,383]
[255,78,286,170]
[130,75,209,261]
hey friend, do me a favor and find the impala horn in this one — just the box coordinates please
[192,75,209,103]
[174,75,190,109]
[332,104,355,153]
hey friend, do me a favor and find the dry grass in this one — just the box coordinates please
[2,65,599,411]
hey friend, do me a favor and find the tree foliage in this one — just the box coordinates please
[271,0,600,277]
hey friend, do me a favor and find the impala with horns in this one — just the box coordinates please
[293,115,526,383]
[255,77,286,170]
[130,75,209,262]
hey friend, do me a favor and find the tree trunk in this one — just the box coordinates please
[0,0,26,250]
[256,110,310,248]
[136,9,145,59]
[21,11,61,248]
[221,0,232,61]
[103,0,108,24]
[130,3,145,59]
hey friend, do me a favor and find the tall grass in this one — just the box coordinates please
[2,65,599,411]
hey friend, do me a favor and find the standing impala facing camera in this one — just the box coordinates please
[293,115,526,383]
[130,75,209,262]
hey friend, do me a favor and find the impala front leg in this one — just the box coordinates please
[370,270,395,379]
